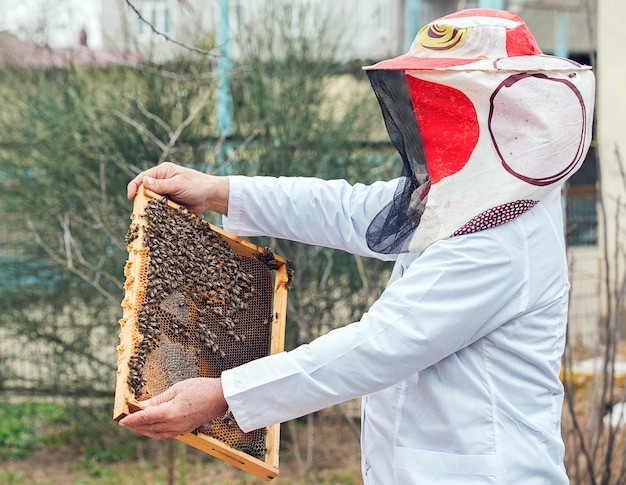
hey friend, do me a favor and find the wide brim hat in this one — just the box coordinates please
[364,8,587,72]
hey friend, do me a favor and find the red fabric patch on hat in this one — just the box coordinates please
[505,23,543,57]
[406,75,479,184]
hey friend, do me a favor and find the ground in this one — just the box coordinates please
[0,408,363,485]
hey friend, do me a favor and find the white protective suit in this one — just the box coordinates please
[221,175,570,484]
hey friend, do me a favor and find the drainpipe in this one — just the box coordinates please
[554,9,570,58]
[478,0,504,9]
[405,0,421,51]
[217,0,233,138]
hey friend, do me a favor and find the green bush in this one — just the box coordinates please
[0,402,68,459]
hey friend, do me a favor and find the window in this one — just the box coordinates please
[135,0,171,37]
[565,145,598,247]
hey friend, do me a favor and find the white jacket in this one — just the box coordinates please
[221,176,569,484]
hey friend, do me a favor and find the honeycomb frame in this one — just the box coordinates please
[114,185,290,481]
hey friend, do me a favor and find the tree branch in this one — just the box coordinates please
[158,90,212,163]
[124,0,217,57]
[27,220,122,303]
[114,110,169,153]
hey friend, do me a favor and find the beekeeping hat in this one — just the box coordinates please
[363,8,595,253]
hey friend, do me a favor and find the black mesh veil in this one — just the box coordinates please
[365,70,431,254]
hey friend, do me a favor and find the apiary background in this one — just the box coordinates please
[115,186,290,481]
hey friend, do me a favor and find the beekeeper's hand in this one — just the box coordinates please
[127,161,229,215]
[118,377,228,440]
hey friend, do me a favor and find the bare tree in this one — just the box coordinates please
[562,146,626,485]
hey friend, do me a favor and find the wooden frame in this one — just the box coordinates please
[114,186,289,481]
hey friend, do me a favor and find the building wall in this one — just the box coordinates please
[102,0,214,62]
[100,0,396,62]
[100,0,463,64]
[597,0,626,316]
[100,1,597,63]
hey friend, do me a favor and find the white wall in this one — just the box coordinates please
[596,0,626,313]
[99,0,422,63]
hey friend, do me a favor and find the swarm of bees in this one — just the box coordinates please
[124,196,279,460]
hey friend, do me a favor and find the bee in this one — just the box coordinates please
[256,247,279,270]
[285,260,295,290]
[222,411,236,428]
[223,317,235,330]
[125,224,140,245]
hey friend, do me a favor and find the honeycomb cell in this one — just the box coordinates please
[125,195,278,460]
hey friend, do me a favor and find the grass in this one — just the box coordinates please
[0,467,27,484]
[0,401,70,459]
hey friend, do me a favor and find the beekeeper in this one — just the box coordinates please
[120,8,595,483]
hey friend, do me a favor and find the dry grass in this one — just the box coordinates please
[562,341,626,484]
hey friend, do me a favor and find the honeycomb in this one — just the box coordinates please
[116,186,290,479]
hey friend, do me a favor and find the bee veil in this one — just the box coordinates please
[363,8,595,254]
